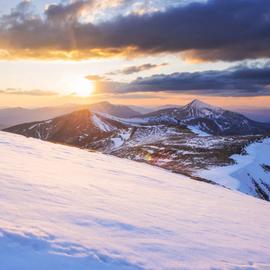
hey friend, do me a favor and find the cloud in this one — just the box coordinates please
[0,0,269,60]
[95,62,270,96]
[107,63,168,75]
[44,1,94,24]
[0,88,59,96]
[86,74,107,81]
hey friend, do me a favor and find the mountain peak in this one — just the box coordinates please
[189,99,212,108]
[186,99,222,111]
[90,101,112,107]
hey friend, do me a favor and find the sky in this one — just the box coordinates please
[0,0,270,108]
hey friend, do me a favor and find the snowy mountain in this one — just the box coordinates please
[142,99,270,135]
[4,109,192,153]
[4,110,127,147]
[1,131,270,270]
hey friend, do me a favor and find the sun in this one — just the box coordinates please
[72,78,95,97]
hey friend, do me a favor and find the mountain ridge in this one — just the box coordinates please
[140,99,270,135]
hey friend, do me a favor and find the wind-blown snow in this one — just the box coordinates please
[1,131,270,270]
[198,138,270,199]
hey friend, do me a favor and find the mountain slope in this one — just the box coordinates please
[1,131,270,270]
[4,109,128,147]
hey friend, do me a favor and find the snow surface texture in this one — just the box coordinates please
[1,131,270,270]
[198,138,270,199]
[187,125,210,136]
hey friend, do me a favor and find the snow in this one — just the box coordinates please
[96,112,149,126]
[1,131,270,270]
[111,137,124,148]
[188,125,210,136]
[28,123,38,130]
[125,126,181,147]
[111,129,132,149]
[96,112,177,127]
[198,138,270,197]
[92,114,115,132]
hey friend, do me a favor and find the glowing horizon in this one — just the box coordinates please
[0,0,269,111]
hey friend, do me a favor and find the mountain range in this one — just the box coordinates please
[1,100,270,129]
[6,99,270,141]
[4,99,270,201]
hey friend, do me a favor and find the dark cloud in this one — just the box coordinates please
[45,1,93,24]
[0,0,269,60]
[108,63,168,75]
[0,88,58,96]
[96,63,270,96]
[99,0,270,61]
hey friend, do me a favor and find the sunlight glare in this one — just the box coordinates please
[72,78,94,97]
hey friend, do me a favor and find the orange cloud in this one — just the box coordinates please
[0,47,138,61]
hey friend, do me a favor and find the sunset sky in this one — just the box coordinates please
[0,0,270,108]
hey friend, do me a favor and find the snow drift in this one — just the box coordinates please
[0,131,270,270]
[198,138,270,200]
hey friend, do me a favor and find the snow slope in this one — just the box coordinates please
[92,114,116,132]
[198,138,270,200]
[0,131,270,270]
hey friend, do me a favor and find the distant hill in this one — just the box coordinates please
[89,101,140,118]
[0,105,78,130]
[0,102,140,129]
